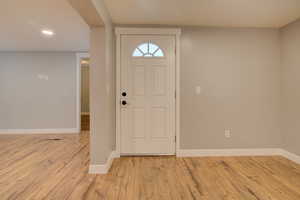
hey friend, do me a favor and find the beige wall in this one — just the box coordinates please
[281,19,300,156]
[180,27,282,149]
[81,65,90,113]
[90,24,300,163]
[90,26,115,165]
[0,52,77,130]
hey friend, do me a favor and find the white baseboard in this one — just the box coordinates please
[279,149,300,164]
[0,128,80,134]
[177,148,282,157]
[177,148,300,164]
[89,151,119,174]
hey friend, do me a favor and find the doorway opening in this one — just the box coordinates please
[77,53,90,132]
[80,58,90,131]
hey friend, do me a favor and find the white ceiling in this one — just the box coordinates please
[68,0,104,27]
[104,0,300,28]
[0,0,90,51]
[2,0,300,51]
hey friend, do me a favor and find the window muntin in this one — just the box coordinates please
[132,42,164,58]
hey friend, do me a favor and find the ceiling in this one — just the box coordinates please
[2,0,300,51]
[104,0,300,28]
[68,0,104,27]
[0,0,90,51]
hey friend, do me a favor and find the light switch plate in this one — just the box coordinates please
[38,74,49,80]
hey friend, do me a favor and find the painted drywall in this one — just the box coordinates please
[180,27,282,149]
[81,65,90,113]
[0,52,77,130]
[90,27,115,165]
[281,19,300,156]
[106,25,116,151]
[68,0,104,27]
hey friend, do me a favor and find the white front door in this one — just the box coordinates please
[120,35,176,155]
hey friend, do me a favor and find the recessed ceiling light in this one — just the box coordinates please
[41,29,54,36]
[81,60,89,65]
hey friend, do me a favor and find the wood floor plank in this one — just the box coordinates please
[0,132,299,200]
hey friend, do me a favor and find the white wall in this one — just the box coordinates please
[90,26,115,165]
[0,52,77,131]
[281,19,300,156]
[180,27,282,149]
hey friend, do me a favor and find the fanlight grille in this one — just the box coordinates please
[132,42,164,57]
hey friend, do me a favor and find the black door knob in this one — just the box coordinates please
[121,100,127,105]
[122,92,127,97]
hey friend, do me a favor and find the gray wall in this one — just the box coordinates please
[1,25,299,164]
[90,26,115,165]
[180,27,282,149]
[281,19,300,156]
[0,52,77,130]
[81,65,90,113]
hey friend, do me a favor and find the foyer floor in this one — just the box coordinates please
[0,131,299,200]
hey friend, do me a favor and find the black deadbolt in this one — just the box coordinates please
[121,100,127,105]
[122,92,127,97]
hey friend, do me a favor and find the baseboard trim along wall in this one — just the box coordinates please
[177,148,300,164]
[0,128,80,134]
[89,151,119,174]
[88,148,299,174]
[280,149,300,164]
[177,148,283,157]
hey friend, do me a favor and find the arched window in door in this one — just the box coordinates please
[132,42,164,57]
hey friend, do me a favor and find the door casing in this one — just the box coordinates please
[115,28,181,156]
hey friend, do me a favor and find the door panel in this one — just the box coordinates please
[133,108,145,138]
[152,66,166,95]
[151,107,167,138]
[120,35,176,155]
[133,66,145,95]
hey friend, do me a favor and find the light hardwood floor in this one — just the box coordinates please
[0,132,299,200]
[81,115,90,131]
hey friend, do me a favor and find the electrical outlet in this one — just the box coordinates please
[225,130,231,138]
[196,86,201,95]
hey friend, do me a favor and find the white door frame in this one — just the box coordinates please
[76,52,90,132]
[115,28,181,156]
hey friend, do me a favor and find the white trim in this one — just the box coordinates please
[175,30,181,155]
[177,148,300,164]
[0,128,79,134]
[88,149,299,174]
[115,28,181,36]
[280,149,300,164]
[89,151,119,174]
[115,28,181,155]
[76,53,90,133]
[177,148,283,157]
[116,32,121,155]
[91,0,112,26]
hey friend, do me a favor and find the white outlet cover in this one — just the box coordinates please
[196,86,201,94]
[225,130,231,138]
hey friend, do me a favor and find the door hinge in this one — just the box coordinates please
[175,136,177,142]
